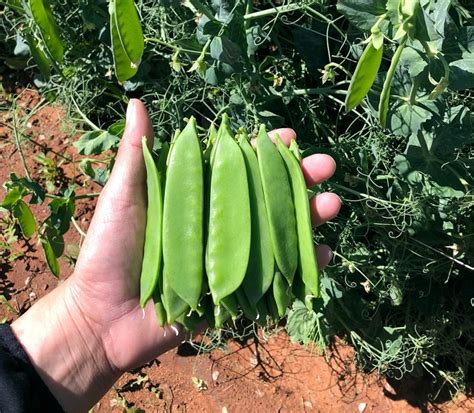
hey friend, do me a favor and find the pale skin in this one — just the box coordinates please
[11,99,341,412]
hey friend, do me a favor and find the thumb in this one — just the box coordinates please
[107,99,154,194]
[73,99,153,285]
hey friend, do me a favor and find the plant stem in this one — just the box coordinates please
[12,110,32,181]
[44,193,100,201]
[71,97,101,131]
[244,3,314,20]
[332,183,408,207]
[144,37,208,55]
[71,216,87,238]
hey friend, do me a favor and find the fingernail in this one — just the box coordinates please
[126,99,138,128]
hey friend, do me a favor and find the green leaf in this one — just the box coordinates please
[1,187,24,208]
[389,98,437,136]
[112,0,144,65]
[47,195,75,235]
[210,36,242,67]
[449,54,474,90]
[337,0,387,31]
[41,235,60,277]
[399,46,427,78]
[74,130,121,155]
[28,0,64,63]
[45,227,65,257]
[12,200,36,238]
[9,173,46,204]
[108,119,125,137]
[345,39,384,112]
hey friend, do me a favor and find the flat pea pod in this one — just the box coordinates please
[345,39,383,112]
[28,0,64,63]
[214,305,231,329]
[276,136,319,297]
[273,271,290,318]
[162,268,189,324]
[255,298,269,327]
[221,294,239,320]
[292,270,314,311]
[163,117,204,310]
[139,137,163,307]
[176,311,203,332]
[256,125,297,284]
[238,133,275,305]
[206,115,250,305]
[235,288,258,321]
[266,289,280,323]
[153,277,167,327]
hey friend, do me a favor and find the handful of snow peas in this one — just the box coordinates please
[140,115,319,330]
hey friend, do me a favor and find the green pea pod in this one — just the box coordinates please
[203,123,217,163]
[238,133,275,305]
[256,125,297,284]
[292,269,314,311]
[163,117,204,310]
[273,271,290,318]
[345,39,384,112]
[221,294,239,320]
[276,136,320,298]
[206,115,250,305]
[255,298,269,327]
[152,277,167,327]
[235,288,258,321]
[379,36,407,127]
[162,268,189,324]
[266,289,280,323]
[28,0,64,63]
[176,311,203,332]
[201,295,216,328]
[139,137,163,307]
[214,304,231,329]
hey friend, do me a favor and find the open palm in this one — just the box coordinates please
[68,99,341,373]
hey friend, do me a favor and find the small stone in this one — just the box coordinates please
[304,400,313,409]
[29,292,37,301]
[358,402,367,412]
[212,370,220,381]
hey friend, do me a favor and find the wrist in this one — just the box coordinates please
[11,279,120,412]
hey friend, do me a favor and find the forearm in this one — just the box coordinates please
[11,279,120,412]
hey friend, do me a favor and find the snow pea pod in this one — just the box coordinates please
[206,115,250,305]
[139,137,163,307]
[256,125,297,284]
[153,277,167,327]
[214,305,231,329]
[345,39,383,112]
[162,267,189,324]
[238,133,275,305]
[235,288,258,321]
[276,136,319,297]
[163,117,204,310]
[266,289,279,323]
[221,294,239,320]
[273,271,290,318]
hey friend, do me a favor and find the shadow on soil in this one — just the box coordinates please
[383,374,473,413]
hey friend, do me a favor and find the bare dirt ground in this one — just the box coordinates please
[1,87,472,412]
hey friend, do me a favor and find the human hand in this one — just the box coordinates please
[12,99,341,412]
